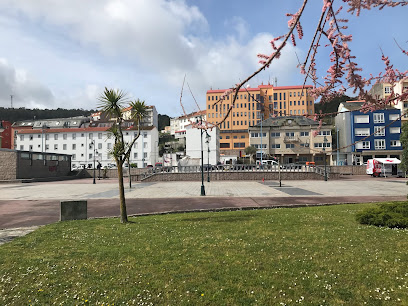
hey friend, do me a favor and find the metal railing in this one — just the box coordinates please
[141,164,330,179]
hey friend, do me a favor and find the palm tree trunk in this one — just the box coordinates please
[117,162,128,223]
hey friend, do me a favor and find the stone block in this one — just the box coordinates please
[60,200,87,221]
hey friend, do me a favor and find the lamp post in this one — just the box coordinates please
[41,124,49,153]
[197,117,205,196]
[205,131,211,182]
[323,136,328,181]
[91,140,96,184]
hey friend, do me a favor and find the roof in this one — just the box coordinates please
[207,84,314,94]
[342,101,396,111]
[253,115,322,128]
[175,110,206,120]
[15,125,156,134]
[373,158,401,164]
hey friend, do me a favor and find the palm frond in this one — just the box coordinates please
[98,87,129,119]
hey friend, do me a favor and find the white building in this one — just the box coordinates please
[122,105,158,128]
[170,110,206,137]
[14,126,159,169]
[185,125,219,165]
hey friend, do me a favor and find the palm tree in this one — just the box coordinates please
[98,87,147,223]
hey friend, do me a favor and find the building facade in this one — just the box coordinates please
[369,79,408,121]
[13,118,159,169]
[335,101,402,165]
[206,84,315,156]
[0,120,12,149]
[170,110,207,138]
[249,116,332,165]
[185,125,220,165]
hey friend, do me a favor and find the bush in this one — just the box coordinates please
[356,202,408,228]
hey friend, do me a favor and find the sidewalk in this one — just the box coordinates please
[0,177,406,244]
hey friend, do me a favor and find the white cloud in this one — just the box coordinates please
[0,0,302,115]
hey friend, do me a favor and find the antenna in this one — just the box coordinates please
[10,95,13,108]
[274,77,278,87]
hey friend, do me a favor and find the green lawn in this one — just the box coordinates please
[1,202,408,305]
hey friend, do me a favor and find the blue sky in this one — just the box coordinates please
[0,0,406,117]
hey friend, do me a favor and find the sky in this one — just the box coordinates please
[0,0,406,117]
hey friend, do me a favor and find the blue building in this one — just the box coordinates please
[335,101,402,165]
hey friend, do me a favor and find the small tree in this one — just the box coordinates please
[98,87,147,223]
[245,146,257,164]
[400,122,408,174]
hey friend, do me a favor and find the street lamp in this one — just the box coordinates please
[91,140,96,184]
[197,117,205,196]
[323,136,328,181]
[205,131,211,182]
[41,124,49,153]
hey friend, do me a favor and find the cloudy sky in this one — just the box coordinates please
[0,0,406,116]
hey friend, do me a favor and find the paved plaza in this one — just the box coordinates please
[0,176,406,232]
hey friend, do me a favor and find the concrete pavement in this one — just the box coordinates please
[0,176,406,231]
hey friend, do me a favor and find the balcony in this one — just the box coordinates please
[283,136,300,142]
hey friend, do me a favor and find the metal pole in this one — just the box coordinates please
[41,128,44,153]
[93,141,96,184]
[200,124,205,196]
[207,137,210,182]
[324,148,327,181]
[278,158,282,187]
[260,112,263,166]
[336,128,339,166]
[128,156,132,188]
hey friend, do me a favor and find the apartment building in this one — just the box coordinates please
[335,101,402,165]
[122,105,158,128]
[248,116,332,165]
[206,84,315,155]
[369,79,408,121]
[170,110,206,138]
[14,124,159,169]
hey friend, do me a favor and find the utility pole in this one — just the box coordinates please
[10,95,13,108]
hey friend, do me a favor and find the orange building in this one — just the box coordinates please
[206,84,315,155]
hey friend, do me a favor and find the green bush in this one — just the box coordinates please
[356,202,408,228]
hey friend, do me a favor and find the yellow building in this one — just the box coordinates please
[206,84,315,155]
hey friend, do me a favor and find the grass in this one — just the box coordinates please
[1,202,408,305]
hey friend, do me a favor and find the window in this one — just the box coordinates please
[233,136,238,139]
[89,153,93,159]
[226,136,230,139]
[72,144,76,150]
[286,132,295,137]
[72,133,76,140]
[98,143,102,149]
[389,114,399,121]
[271,144,281,149]
[19,135,24,141]
[286,144,295,149]
[254,144,267,149]
[271,132,280,137]
[144,134,147,138]
[314,143,331,148]
[134,152,138,158]
[72,154,76,160]
[373,113,385,124]
[300,132,309,137]
[89,133,93,139]
[356,141,370,149]
[45,134,49,140]
[63,134,67,140]
[390,127,400,134]
[251,132,266,138]
[81,133,85,137]
[355,128,370,136]
[354,115,369,123]
[317,130,331,136]
[54,144,58,150]
[29,145,33,151]
[384,86,392,94]
[233,143,245,148]
[374,126,385,136]
[63,144,67,150]
[374,139,385,150]
[29,135,33,140]
[144,142,147,148]
[390,140,401,147]
[143,152,147,158]
[220,143,230,148]
[98,133,102,139]
[108,143,112,149]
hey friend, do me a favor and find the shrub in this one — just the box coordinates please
[356,202,408,228]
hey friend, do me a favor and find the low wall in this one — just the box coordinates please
[83,168,148,179]
[0,150,17,180]
[329,165,366,175]
[142,171,338,182]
